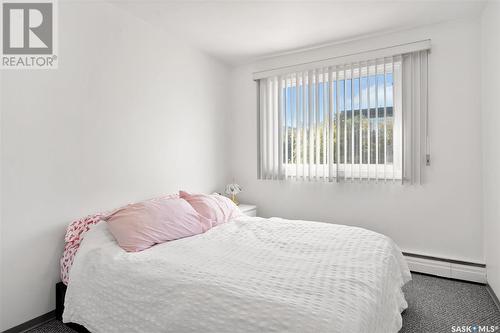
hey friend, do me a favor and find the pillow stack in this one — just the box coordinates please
[104,191,242,252]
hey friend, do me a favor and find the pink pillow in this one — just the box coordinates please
[61,194,181,283]
[179,191,243,226]
[104,197,213,252]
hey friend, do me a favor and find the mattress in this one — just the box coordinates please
[63,216,411,333]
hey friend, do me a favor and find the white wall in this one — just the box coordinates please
[0,3,230,331]
[481,2,500,297]
[230,18,483,264]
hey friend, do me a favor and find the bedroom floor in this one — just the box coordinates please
[400,273,500,332]
[28,273,500,333]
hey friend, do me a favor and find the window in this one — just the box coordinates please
[257,48,429,183]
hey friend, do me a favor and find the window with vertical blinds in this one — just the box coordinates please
[257,48,429,184]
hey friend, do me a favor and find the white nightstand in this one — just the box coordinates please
[238,204,257,217]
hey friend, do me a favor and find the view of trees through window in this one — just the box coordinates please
[282,73,394,166]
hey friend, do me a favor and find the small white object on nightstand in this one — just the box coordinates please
[238,204,257,217]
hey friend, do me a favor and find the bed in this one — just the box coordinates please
[63,215,411,333]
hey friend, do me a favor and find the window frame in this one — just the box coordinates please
[277,61,403,181]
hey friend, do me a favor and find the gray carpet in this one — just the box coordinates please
[27,273,500,333]
[400,273,500,332]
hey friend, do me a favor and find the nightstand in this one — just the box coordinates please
[238,204,257,217]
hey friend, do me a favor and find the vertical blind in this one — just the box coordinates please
[402,51,430,185]
[257,49,429,183]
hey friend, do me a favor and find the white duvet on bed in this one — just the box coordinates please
[63,216,411,333]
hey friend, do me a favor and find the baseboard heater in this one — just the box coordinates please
[403,252,486,284]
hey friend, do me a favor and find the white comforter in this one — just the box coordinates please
[63,217,411,333]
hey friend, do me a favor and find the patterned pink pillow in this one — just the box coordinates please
[60,213,104,284]
[179,191,243,226]
[64,213,104,244]
[60,242,82,285]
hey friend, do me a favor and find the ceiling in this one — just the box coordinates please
[114,1,486,65]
